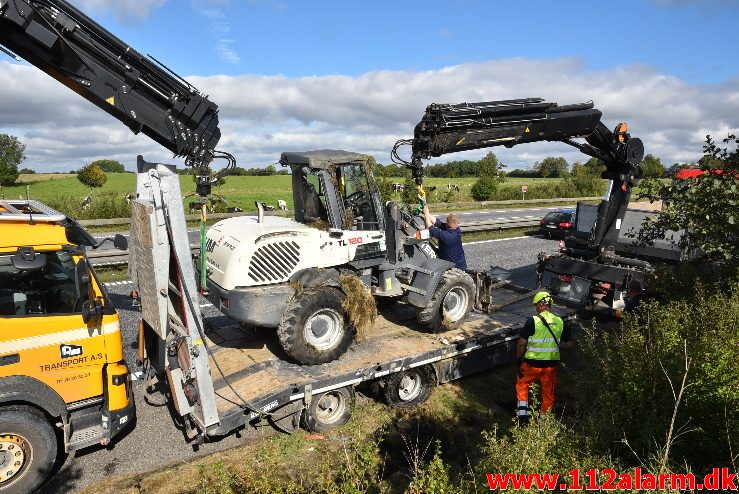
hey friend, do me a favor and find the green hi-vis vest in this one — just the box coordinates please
[524,311,564,361]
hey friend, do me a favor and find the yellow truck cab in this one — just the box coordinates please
[0,200,134,493]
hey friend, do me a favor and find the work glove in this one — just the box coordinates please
[414,185,427,215]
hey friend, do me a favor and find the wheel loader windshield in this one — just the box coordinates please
[338,165,381,231]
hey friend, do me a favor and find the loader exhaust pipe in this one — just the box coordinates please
[255,201,264,223]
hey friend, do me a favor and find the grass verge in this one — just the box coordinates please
[462,227,539,243]
[95,265,130,284]
[75,365,525,494]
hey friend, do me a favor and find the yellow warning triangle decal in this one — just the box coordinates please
[105,96,115,106]
[525,126,530,133]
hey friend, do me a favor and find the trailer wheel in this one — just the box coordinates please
[302,387,354,433]
[278,286,353,365]
[383,365,435,408]
[0,406,58,494]
[416,268,475,333]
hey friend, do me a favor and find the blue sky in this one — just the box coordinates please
[96,0,738,83]
[1,0,738,171]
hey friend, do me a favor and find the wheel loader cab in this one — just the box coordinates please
[283,150,384,233]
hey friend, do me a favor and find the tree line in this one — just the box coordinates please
[0,131,726,187]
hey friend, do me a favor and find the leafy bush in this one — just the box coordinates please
[0,133,25,186]
[91,159,126,173]
[637,134,738,261]
[407,441,460,494]
[576,281,739,471]
[476,416,618,490]
[46,192,130,219]
[470,176,500,201]
[77,163,108,189]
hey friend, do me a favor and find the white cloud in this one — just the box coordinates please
[1,58,737,173]
[197,7,241,66]
[75,0,167,22]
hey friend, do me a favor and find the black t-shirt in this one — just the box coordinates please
[520,313,572,368]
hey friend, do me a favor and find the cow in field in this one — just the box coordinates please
[261,203,275,211]
[189,201,208,214]
[445,183,460,192]
[277,199,287,210]
[226,207,243,213]
[391,183,404,193]
[125,193,135,204]
[81,196,92,210]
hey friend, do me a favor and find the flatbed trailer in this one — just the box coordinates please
[197,284,544,434]
[129,159,571,440]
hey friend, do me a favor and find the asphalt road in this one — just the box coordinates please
[42,232,560,493]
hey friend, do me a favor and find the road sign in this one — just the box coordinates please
[521,185,529,193]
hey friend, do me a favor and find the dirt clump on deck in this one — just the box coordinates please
[340,274,377,341]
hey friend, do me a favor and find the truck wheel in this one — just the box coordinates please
[416,268,475,333]
[278,286,354,365]
[301,387,354,433]
[0,406,58,494]
[383,365,435,408]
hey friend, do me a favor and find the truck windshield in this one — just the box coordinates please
[0,251,84,316]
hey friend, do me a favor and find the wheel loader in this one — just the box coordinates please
[202,150,476,365]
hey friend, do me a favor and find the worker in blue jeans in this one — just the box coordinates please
[422,205,467,270]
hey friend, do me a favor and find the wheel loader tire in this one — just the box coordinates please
[278,286,354,365]
[383,365,435,409]
[301,386,355,433]
[0,406,58,494]
[416,268,475,333]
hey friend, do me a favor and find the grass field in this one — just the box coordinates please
[1,172,622,219]
[1,173,297,212]
[2,174,565,211]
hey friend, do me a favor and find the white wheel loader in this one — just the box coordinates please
[202,150,475,365]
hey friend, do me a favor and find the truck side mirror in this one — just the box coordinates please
[75,259,104,323]
[74,258,92,301]
[113,234,128,251]
[81,299,104,324]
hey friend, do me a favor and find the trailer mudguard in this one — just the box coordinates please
[406,258,455,308]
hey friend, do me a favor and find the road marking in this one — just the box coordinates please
[104,280,134,287]
[93,233,130,240]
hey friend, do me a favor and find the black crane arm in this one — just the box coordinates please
[394,97,645,254]
[0,0,222,170]
[399,98,643,181]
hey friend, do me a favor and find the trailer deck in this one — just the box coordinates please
[199,285,551,435]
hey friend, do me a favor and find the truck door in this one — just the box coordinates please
[0,250,116,403]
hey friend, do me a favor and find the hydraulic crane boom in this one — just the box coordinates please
[0,0,222,172]
[394,98,645,254]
